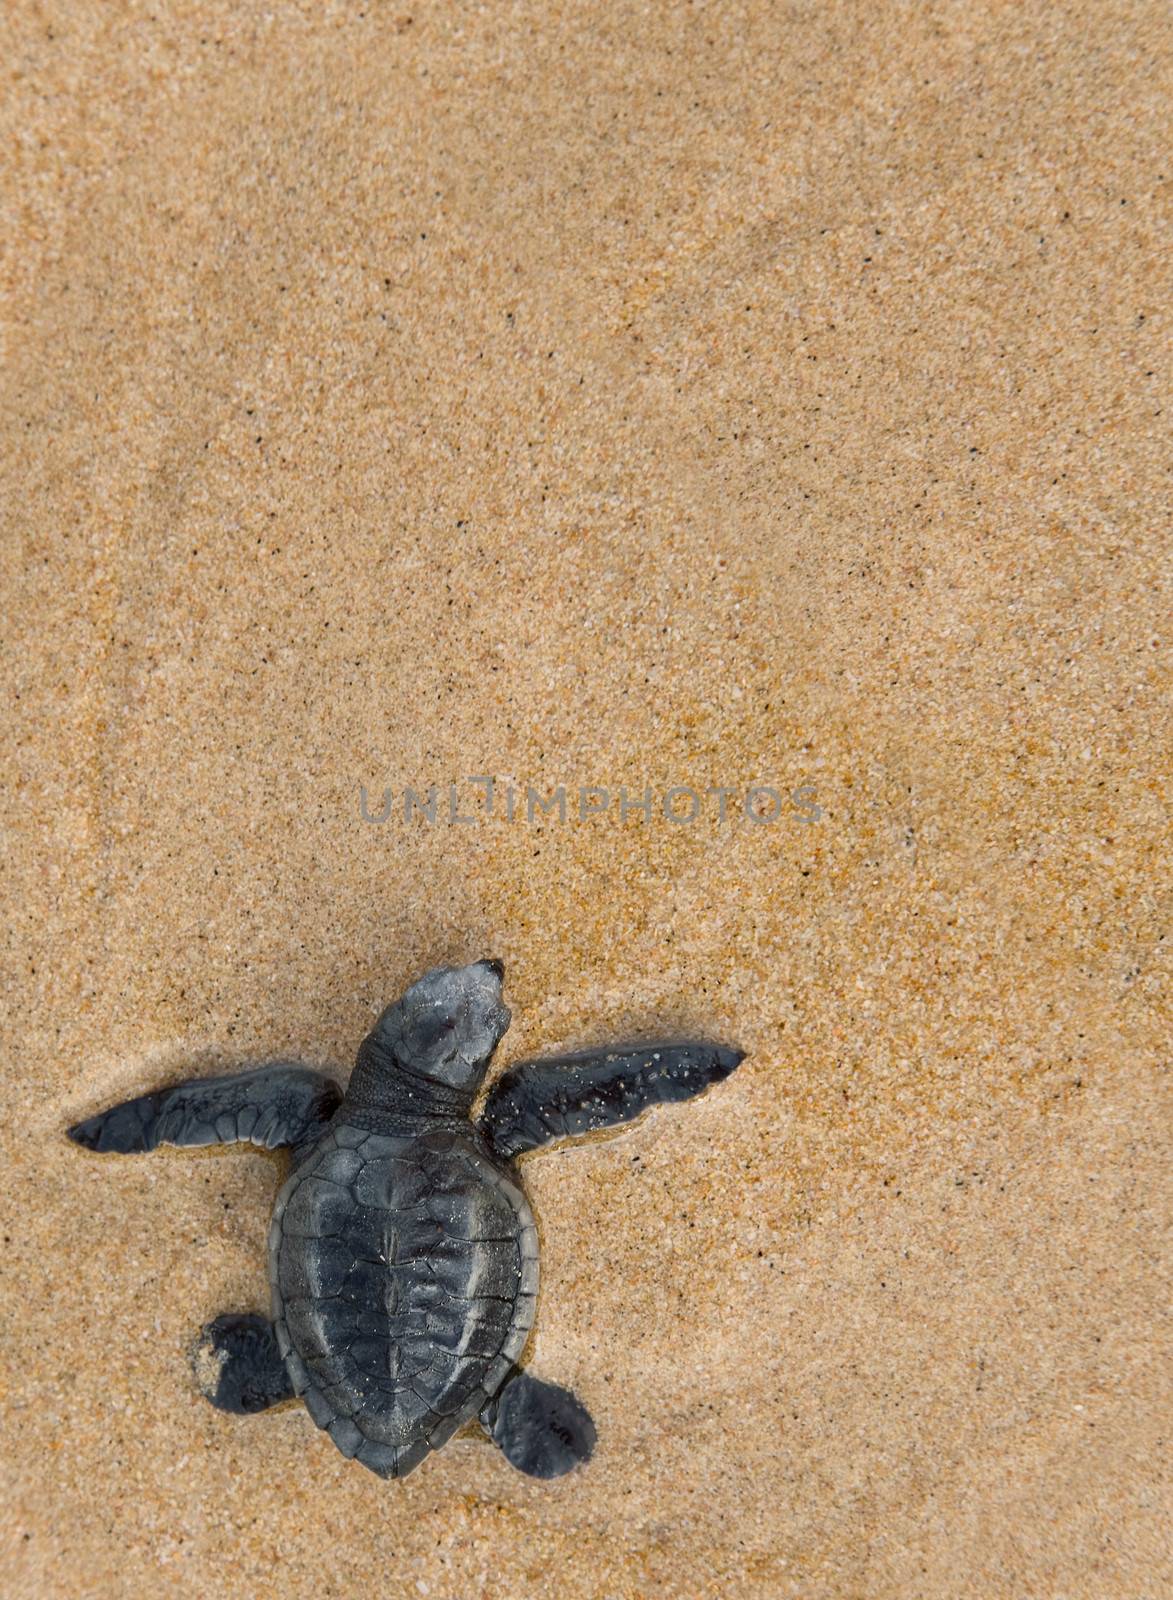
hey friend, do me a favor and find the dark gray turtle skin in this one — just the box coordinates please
[69,960,743,1481]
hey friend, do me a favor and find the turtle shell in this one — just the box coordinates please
[268,1123,538,1478]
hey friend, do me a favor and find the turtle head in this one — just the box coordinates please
[357,959,512,1103]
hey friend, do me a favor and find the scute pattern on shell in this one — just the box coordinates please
[268,1127,538,1478]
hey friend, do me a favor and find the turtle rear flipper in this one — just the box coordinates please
[67,1065,340,1155]
[480,1370,596,1478]
[479,1041,743,1158]
[194,1314,294,1414]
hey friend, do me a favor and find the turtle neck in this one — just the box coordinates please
[339,1035,478,1130]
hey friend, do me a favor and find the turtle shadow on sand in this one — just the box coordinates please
[69,959,743,1481]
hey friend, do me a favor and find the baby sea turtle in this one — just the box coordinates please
[68,960,742,1480]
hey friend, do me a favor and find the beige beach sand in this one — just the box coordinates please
[1,2,1169,1596]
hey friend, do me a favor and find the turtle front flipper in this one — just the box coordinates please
[67,1065,341,1155]
[194,1313,294,1414]
[481,1370,596,1478]
[478,1041,744,1158]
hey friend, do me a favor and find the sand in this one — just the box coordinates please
[1,2,1168,1596]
